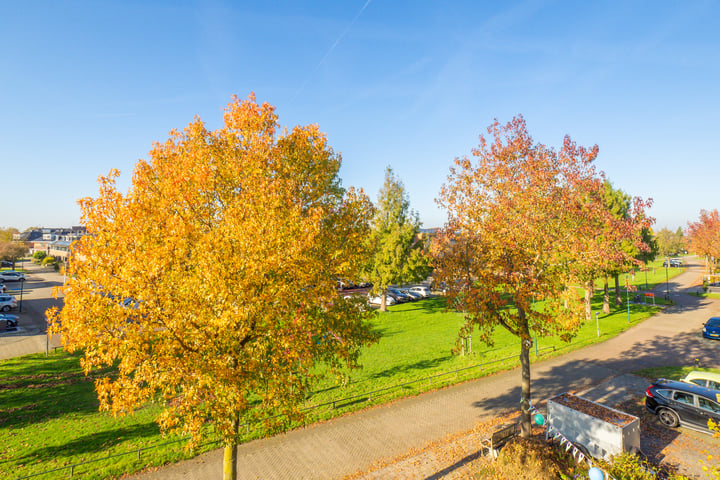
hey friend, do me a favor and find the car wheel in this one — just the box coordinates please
[658,408,680,428]
[1,306,9,312]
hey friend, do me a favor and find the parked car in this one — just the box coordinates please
[0,271,26,282]
[682,371,720,391]
[388,288,412,302]
[702,317,720,340]
[336,278,355,290]
[0,295,17,312]
[0,313,19,328]
[662,259,682,268]
[367,294,396,306]
[0,261,12,268]
[399,288,422,301]
[408,286,431,298]
[645,378,720,432]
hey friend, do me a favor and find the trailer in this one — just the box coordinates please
[547,392,640,460]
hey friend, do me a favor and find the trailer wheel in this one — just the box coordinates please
[658,408,679,428]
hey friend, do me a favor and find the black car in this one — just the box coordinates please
[645,378,720,433]
[0,261,11,268]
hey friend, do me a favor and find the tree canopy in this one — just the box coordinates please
[655,227,686,257]
[48,94,379,480]
[687,209,720,275]
[434,115,616,436]
[0,228,27,264]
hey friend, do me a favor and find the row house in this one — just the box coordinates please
[15,227,87,261]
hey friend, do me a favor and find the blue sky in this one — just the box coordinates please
[2,0,718,232]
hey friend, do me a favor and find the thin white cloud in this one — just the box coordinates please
[291,0,373,101]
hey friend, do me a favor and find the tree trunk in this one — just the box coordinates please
[584,278,593,321]
[614,274,622,306]
[380,289,387,312]
[223,418,239,480]
[602,277,610,314]
[518,307,532,438]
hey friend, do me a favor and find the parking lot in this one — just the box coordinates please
[0,262,64,360]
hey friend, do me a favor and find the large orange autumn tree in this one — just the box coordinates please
[48,94,378,480]
[433,115,612,436]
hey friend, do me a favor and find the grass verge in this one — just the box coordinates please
[633,365,720,380]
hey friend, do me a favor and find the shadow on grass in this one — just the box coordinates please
[369,355,452,381]
[0,353,114,429]
[388,297,449,314]
[0,377,101,429]
[0,351,84,380]
[18,421,161,463]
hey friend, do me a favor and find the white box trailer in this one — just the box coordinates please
[547,393,641,460]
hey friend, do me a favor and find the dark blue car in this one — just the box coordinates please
[703,317,720,340]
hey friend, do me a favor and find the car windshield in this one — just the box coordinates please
[707,318,720,328]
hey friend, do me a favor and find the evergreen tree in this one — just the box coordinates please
[367,167,430,312]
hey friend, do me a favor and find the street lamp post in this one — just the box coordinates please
[626,274,630,324]
[665,256,670,300]
[18,279,24,313]
[532,296,537,357]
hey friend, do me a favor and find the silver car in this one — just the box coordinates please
[0,313,19,327]
[408,286,431,297]
[0,294,17,312]
[0,271,27,282]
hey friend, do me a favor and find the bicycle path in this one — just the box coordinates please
[128,258,720,480]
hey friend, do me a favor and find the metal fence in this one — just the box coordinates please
[16,340,574,479]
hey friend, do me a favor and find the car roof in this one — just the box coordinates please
[653,378,720,401]
[683,371,720,383]
[707,317,720,326]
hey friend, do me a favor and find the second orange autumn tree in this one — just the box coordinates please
[48,94,379,480]
[433,115,631,437]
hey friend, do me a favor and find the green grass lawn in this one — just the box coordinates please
[592,258,686,293]
[0,353,220,480]
[693,292,720,300]
[0,279,682,479]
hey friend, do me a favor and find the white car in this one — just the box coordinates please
[0,294,17,312]
[367,294,396,306]
[0,271,27,282]
[408,286,431,298]
[681,371,720,391]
